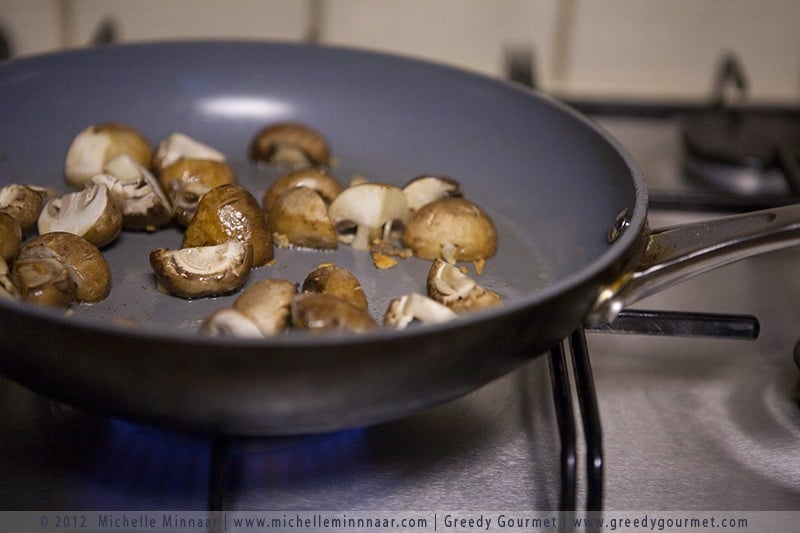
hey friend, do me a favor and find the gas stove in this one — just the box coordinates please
[2,75,800,525]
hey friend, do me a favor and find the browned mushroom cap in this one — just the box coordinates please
[0,184,47,231]
[16,232,111,303]
[250,122,330,167]
[12,256,75,308]
[262,167,343,210]
[301,262,368,310]
[426,258,502,313]
[37,182,123,248]
[183,183,274,266]
[158,158,236,226]
[150,241,253,299]
[402,196,497,261]
[402,174,462,212]
[64,122,153,188]
[0,212,22,263]
[233,278,297,335]
[268,187,338,250]
[291,293,377,333]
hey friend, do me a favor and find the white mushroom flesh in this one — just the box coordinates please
[427,258,502,313]
[327,183,409,250]
[150,240,253,299]
[234,279,297,336]
[93,155,172,230]
[384,292,457,329]
[173,242,243,275]
[201,308,264,338]
[403,176,461,212]
[154,132,226,169]
[0,257,18,299]
[64,129,113,187]
[37,182,121,247]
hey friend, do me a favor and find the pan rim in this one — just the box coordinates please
[0,39,649,349]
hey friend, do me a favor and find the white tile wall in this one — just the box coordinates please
[564,0,800,102]
[0,0,61,56]
[320,0,559,80]
[65,0,310,46]
[1,0,798,102]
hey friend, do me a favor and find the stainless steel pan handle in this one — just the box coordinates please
[587,203,800,326]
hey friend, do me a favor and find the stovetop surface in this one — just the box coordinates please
[2,111,800,512]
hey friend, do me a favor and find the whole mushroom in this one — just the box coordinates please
[301,263,368,310]
[402,196,497,261]
[201,278,296,338]
[183,183,274,266]
[64,123,153,188]
[290,293,377,333]
[158,157,235,226]
[233,278,297,335]
[250,122,330,167]
[268,187,338,250]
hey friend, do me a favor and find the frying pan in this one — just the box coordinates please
[2,41,799,435]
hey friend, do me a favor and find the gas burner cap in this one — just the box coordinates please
[683,154,789,195]
[682,111,800,194]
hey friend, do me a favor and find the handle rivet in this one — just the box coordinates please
[608,208,630,243]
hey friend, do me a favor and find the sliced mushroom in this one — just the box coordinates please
[0,256,18,300]
[158,157,236,226]
[426,258,502,313]
[201,308,264,339]
[250,122,330,167]
[16,232,111,303]
[153,132,226,171]
[92,154,173,231]
[150,240,253,299]
[183,184,273,266]
[0,212,22,263]
[301,263,368,310]
[403,196,497,261]
[327,183,409,250]
[262,167,343,210]
[38,182,123,248]
[268,187,338,250]
[12,256,75,308]
[291,293,377,333]
[64,123,153,188]
[234,278,297,336]
[402,175,462,212]
[0,184,47,231]
[384,292,458,329]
